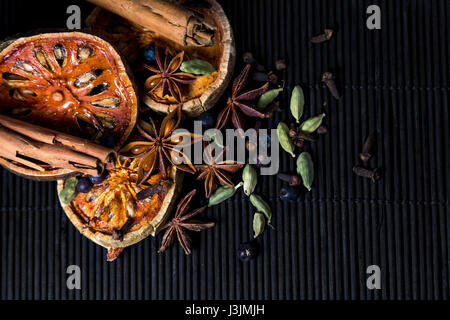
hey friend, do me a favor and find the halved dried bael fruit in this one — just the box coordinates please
[57,158,182,261]
[0,32,137,180]
[86,0,235,117]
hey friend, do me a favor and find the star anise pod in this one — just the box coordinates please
[120,106,199,184]
[158,190,214,255]
[195,144,243,198]
[216,64,269,130]
[144,47,195,103]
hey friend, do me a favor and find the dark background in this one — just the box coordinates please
[0,0,449,300]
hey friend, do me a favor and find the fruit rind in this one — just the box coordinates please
[0,31,138,181]
[57,166,183,248]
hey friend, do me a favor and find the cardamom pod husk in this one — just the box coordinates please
[204,130,224,147]
[290,85,304,123]
[242,164,257,196]
[277,122,296,157]
[257,88,283,110]
[208,182,243,207]
[59,176,78,204]
[253,212,266,238]
[296,152,314,191]
[249,193,272,223]
[299,113,326,133]
[180,59,215,75]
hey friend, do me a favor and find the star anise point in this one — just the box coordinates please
[158,190,214,255]
[120,106,198,185]
[144,47,195,104]
[215,65,269,130]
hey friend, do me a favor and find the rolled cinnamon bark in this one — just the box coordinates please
[86,0,217,47]
[0,115,117,176]
[0,127,102,176]
[0,115,116,169]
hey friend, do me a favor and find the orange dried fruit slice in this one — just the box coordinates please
[0,32,136,147]
[0,32,137,179]
[57,159,183,260]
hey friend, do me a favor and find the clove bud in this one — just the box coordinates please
[316,125,328,135]
[311,29,334,43]
[242,52,255,64]
[112,217,134,241]
[353,166,380,183]
[264,100,282,118]
[268,72,278,84]
[242,52,266,72]
[289,124,318,147]
[275,59,287,71]
[322,72,340,100]
[277,173,302,186]
[360,133,375,162]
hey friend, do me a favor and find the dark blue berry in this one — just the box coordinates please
[238,242,258,262]
[76,177,92,193]
[143,44,156,62]
[88,171,109,185]
[266,134,271,148]
[279,186,300,201]
[197,112,215,129]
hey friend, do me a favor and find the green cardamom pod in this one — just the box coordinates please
[290,85,304,123]
[257,88,283,110]
[296,152,314,191]
[299,113,326,133]
[253,212,266,238]
[204,130,224,148]
[242,164,257,196]
[180,59,215,75]
[277,122,296,157]
[59,176,78,204]
[208,182,243,207]
[249,194,272,223]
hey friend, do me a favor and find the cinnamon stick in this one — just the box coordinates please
[0,115,116,169]
[0,115,117,176]
[86,0,217,47]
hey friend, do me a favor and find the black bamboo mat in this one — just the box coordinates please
[0,0,449,300]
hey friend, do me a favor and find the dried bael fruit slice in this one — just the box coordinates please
[57,158,183,261]
[86,0,235,117]
[0,32,137,180]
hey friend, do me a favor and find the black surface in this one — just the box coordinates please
[0,0,449,300]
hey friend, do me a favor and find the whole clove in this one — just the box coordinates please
[275,59,287,71]
[316,125,328,135]
[278,173,302,186]
[293,139,304,148]
[242,52,255,64]
[112,217,134,241]
[298,131,318,141]
[268,72,278,84]
[322,72,340,100]
[242,52,266,72]
[360,133,375,162]
[136,180,171,200]
[289,124,318,147]
[264,100,282,118]
[353,166,380,183]
[311,29,334,43]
